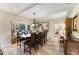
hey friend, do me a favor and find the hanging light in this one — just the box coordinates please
[32,12,39,27]
[31,12,36,26]
[33,12,36,24]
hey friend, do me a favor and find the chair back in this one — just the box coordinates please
[17,32,21,39]
[30,33,37,44]
[44,30,48,38]
[38,32,42,39]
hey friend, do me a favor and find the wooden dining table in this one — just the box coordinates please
[19,34,31,39]
[17,34,31,47]
[16,33,32,55]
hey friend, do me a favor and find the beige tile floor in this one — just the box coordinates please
[2,38,64,55]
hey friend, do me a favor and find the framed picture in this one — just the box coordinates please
[42,22,49,31]
[73,15,77,31]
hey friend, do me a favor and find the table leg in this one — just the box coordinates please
[24,43,25,53]
[20,40,21,48]
[29,45,31,55]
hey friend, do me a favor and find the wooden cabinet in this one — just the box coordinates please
[11,33,17,44]
[65,18,72,39]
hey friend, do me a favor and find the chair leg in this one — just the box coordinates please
[45,39,46,44]
[35,45,37,52]
[36,41,39,50]
[17,39,18,46]
[46,37,47,42]
[44,38,46,44]
[20,41,21,48]
[24,43,25,53]
[29,46,31,55]
[40,42,43,47]
[37,44,39,50]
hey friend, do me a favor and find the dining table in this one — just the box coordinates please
[17,34,31,47]
[17,33,34,55]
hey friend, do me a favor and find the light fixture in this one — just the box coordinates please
[32,12,39,27]
[32,24,35,26]
[32,12,36,26]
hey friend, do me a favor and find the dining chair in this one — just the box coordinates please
[43,30,48,44]
[60,35,64,48]
[24,33,38,55]
[17,33,21,47]
[37,32,44,47]
[17,33,26,48]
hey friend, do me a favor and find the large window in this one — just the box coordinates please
[16,23,25,32]
[16,23,30,34]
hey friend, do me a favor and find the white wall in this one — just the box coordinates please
[0,10,15,48]
[0,10,32,48]
[69,4,79,17]
[37,18,66,41]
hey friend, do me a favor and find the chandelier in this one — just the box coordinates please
[32,12,39,27]
[33,12,36,24]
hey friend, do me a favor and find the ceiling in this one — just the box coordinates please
[0,3,75,20]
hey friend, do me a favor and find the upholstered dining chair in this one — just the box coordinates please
[24,33,38,55]
[43,30,48,44]
[37,32,44,47]
[17,33,27,48]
